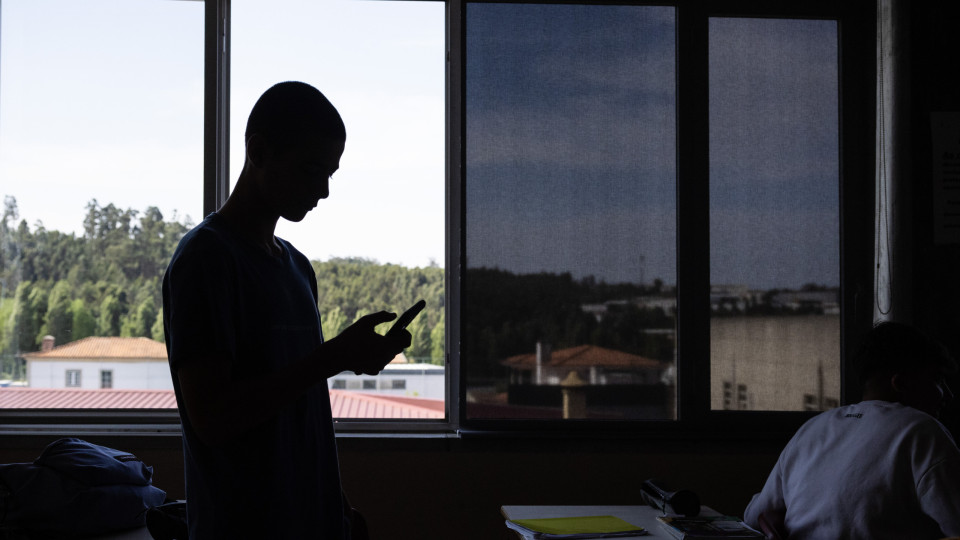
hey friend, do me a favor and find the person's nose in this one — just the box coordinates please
[317,175,330,199]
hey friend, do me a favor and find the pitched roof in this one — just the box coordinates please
[22,337,167,360]
[502,344,664,369]
[330,391,444,419]
[0,388,178,408]
[0,388,445,419]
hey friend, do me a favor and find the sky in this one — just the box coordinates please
[0,0,445,269]
[1,1,839,290]
[464,4,840,289]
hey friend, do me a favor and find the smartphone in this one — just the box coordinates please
[387,299,426,337]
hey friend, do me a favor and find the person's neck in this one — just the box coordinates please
[217,178,281,255]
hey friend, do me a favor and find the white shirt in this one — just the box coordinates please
[744,401,960,540]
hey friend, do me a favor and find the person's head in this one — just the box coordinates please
[857,321,957,418]
[242,81,346,222]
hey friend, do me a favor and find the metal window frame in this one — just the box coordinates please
[0,0,874,441]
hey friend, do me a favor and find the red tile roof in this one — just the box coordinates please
[22,337,167,360]
[0,388,444,419]
[330,391,444,419]
[0,388,178,409]
[502,344,664,369]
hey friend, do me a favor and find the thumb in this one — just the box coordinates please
[356,310,397,329]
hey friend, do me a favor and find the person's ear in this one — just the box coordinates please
[891,372,914,394]
[245,133,269,169]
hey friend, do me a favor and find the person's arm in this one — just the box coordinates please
[743,460,787,535]
[177,311,409,449]
[917,454,960,537]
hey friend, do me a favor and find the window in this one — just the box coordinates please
[229,0,446,421]
[0,0,202,410]
[463,3,678,421]
[0,0,873,434]
[100,370,113,390]
[456,0,873,430]
[708,17,840,412]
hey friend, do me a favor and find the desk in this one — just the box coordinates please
[92,527,153,540]
[501,505,723,539]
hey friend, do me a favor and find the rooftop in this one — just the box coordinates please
[0,388,445,419]
[502,344,664,370]
[22,337,167,360]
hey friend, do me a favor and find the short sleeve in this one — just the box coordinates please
[163,230,238,373]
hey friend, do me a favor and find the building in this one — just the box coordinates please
[502,342,667,386]
[328,355,445,400]
[23,336,172,390]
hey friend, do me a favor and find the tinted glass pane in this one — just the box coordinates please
[708,18,840,411]
[0,0,202,408]
[465,3,677,420]
[231,0,445,420]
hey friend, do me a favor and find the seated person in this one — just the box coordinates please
[744,321,960,540]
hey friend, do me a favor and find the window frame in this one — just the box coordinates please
[100,369,113,390]
[65,370,81,388]
[0,0,875,440]
[453,0,876,438]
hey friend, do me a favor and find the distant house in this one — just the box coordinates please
[23,336,172,390]
[327,352,445,400]
[15,336,445,418]
[502,342,668,386]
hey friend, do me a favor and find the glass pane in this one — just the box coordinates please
[231,0,445,420]
[708,18,840,411]
[0,0,202,409]
[464,3,677,420]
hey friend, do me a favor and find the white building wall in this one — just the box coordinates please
[327,364,445,400]
[26,360,173,390]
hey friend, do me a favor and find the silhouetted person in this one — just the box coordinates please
[743,321,960,539]
[162,81,409,539]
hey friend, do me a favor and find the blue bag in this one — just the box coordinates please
[0,438,167,537]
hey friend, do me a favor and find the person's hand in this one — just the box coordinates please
[325,311,412,376]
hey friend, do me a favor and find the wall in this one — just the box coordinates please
[0,434,785,540]
[900,1,960,437]
[27,360,173,390]
[3,4,957,540]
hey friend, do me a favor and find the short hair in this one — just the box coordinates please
[245,81,345,149]
[855,321,957,388]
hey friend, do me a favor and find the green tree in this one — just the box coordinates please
[152,307,165,342]
[430,310,445,365]
[98,293,127,336]
[9,281,48,352]
[321,305,348,341]
[40,280,74,345]
[407,313,431,362]
[70,299,97,341]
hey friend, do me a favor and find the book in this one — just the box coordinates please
[505,515,648,539]
[656,515,764,540]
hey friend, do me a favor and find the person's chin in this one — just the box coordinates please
[283,208,313,223]
[282,210,310,223]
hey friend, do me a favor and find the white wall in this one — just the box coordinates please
[26,360,174,390]
[328,364,445,400]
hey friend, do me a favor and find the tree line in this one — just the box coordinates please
[0,197,445,380]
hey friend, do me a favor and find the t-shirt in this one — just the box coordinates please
[162,213,345,539]
[744,400,960,540]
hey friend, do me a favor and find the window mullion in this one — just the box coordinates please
[675,2,711,424]
[204,0,230,215]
